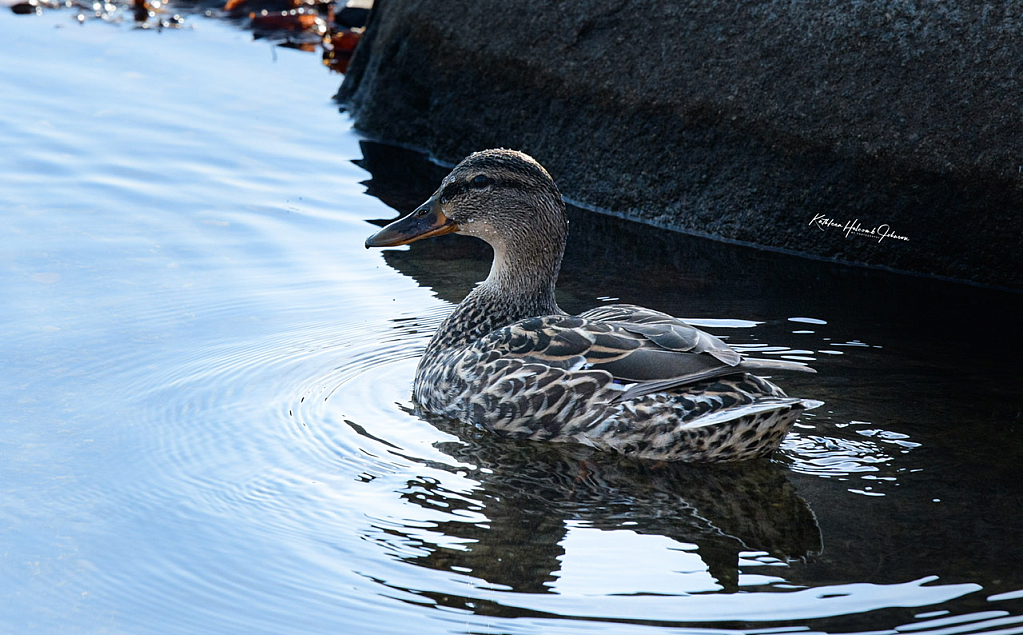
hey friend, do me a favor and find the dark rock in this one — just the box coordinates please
[10,1,42,14]
[335,6,369,29]
[338,0,1023,291]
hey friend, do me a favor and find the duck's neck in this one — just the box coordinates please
[423,231,566,359]
[484,230,563,310]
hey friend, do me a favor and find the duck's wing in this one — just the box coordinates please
[580,306,816,371]
[579,304,742,366]
[494,306,814,403]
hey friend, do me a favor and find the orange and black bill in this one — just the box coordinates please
[365,200,459,248]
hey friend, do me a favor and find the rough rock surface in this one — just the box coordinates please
[338,0,1023,290]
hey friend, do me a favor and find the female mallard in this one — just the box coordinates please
[366,149,819,461]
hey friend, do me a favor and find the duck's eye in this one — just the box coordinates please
[470,175,492,189]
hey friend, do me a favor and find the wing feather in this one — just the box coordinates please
[480,305,813,399]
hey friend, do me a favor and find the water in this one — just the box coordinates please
[2,8,1022,634]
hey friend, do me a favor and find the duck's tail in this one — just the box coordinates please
[737,358,817,374]
[674,397,822,430]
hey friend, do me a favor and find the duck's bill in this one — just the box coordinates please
[365,203,459,248]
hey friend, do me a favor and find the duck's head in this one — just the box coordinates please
[365,149,567,255]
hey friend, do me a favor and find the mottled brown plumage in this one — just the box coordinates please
[366,149,821,461]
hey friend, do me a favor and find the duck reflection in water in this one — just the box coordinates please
[369,413,821,598]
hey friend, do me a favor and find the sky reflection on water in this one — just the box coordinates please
[1,8,1022,635]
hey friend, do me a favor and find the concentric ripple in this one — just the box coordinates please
[4,13,1022,634]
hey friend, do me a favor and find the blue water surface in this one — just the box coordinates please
[1,8,1021,635]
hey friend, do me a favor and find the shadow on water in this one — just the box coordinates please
[353,140,1023,629]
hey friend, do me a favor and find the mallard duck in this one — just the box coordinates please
[366,149,820,461]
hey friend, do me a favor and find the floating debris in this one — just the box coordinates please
[8,0,367,72]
